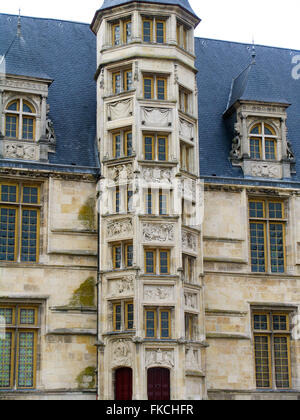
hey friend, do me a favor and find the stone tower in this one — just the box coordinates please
[91,0,206,400]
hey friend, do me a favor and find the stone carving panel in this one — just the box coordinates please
[107,98,133,121]
[109,275,134,297]
[250,163,281,179]
[2,141,39,161]
[141,167,172,185]
[111,339,132,367]
[142,223,174,243]
[107,218,133,238]
[185,348,201,371]
[145,349,174,368]
[141,107,172,127]
[184,292,198,310]
[182,231,198,252]
[108,164,133,183]
[144,286,174,302]
[179,118,194,141]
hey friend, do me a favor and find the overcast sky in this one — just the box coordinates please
[1,0,300,50]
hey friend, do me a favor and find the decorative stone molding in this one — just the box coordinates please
[141,167,172,185]
[142,223,174,243]
[182,231,197,252]
[108,164,133,183]
[107,98,133,121]
[184,292,198,310]
[185,347,201,371]
[229,122,242,160]
[109,275,134,297]
[0,78,49,93]
[112,339,132,367]
[2,141,39,161]
[179,118,194,142]
[107,218,133,238]
[251,163,281,178]
[145,349,174,368]
[144,286,174,302]
[141,107,172,127]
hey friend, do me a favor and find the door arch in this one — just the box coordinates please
[115,367,133,400]
[147,367,170,400]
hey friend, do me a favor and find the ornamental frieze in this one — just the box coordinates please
[145,349,174,368]
[142,223,174,243]
[107,218,133,238]
[2,141,39,161]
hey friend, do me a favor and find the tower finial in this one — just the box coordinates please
[17,9,21,38]
[251,36,256,64]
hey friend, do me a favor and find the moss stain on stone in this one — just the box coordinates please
[78,197,96,231]
[69,277,96,307]
[76,366,96,390]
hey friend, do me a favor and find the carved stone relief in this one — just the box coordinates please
[251,163,281,179]
[229,122,242,160]
[107,218,133,238]
[3,141,38,161]
[107,99,133,121]
[142,223,174,243]
[141,107,172,127]
[141,167,172,185]
[108,164,133,183]
[145,349,174,368]
[144,286,174,302]
[184,292,198,310]
[182,231,197,252]
[112,339,132,367]
[185,348,201,371]
[109,275,134,297]
[179,119,194,141]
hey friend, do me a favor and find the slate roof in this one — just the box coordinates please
[97,0,197,17]
[195,37,300,184]
[1,13,300,186]
[0,13,98,173]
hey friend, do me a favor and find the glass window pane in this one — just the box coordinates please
[22,117,34,140]
[21,209,38,263]
[250,138,262,159]
[17,332,35,388]
[250,223,266,273]
[22,187,38,204]
[157,80,166,100]
[7,101,18,111]
[146,251,155,273]
[269,224,285,273]
[254,314,268,330]
[0,332,13,389]
[1,185,17,203]
[265,139,276,160]
[23,103,33,113]
[146,311,155,337]
[156,22,165,44]
[5,115,18,138]
[274,336,290,389]
[144,137,153,160]
[0,207,17,262]
[144,78,153,99]
[143,21,152,42]
[254,335,271,388]
[20,309,36,325]
[160,251,169,274]
[158,137,167,161]
[273,315,288,331]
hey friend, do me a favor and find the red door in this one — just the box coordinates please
[115,368,133,400]
[147,368,170,400]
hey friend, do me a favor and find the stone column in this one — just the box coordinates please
[241,114,249,157]
[0,89,4,136]
[281,117,288,160]
[40,94,47,139]
[169,14,177,45]
[132,11,141,43]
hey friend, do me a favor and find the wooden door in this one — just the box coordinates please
[147,367,170,400]
[115,368,133,400]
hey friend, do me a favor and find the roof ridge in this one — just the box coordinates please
[0,12,90,27]
[195,36,300,54]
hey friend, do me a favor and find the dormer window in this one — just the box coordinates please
[5,99,36,141]
[250,123,277,161]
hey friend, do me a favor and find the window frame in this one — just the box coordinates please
[249,122,278,161]
[143,75,168,101]
[145,307,172,339]
[143,133,169,161]
[249,199,286,274]
[0,182,41,264]
[144,248,171,275]
[252,311,292,390]
[0,304,39,390]
[4,99,37,142]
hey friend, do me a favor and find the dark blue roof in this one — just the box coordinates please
[98,0,197,17]
[195,37,300,183]
[0,14,98,172]
[226,59,290,111]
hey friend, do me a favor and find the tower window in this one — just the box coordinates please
[112,68,133,94]
[143,134,169,161]
[143,75,167,100]
[142,18,166,44]
[111,18,132,46]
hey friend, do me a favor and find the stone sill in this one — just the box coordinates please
[46,329,97,336]
[206,333,250,340]
[50,306,97,313]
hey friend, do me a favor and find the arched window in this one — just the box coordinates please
[250,123,277,161]
[5,99,36,141]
